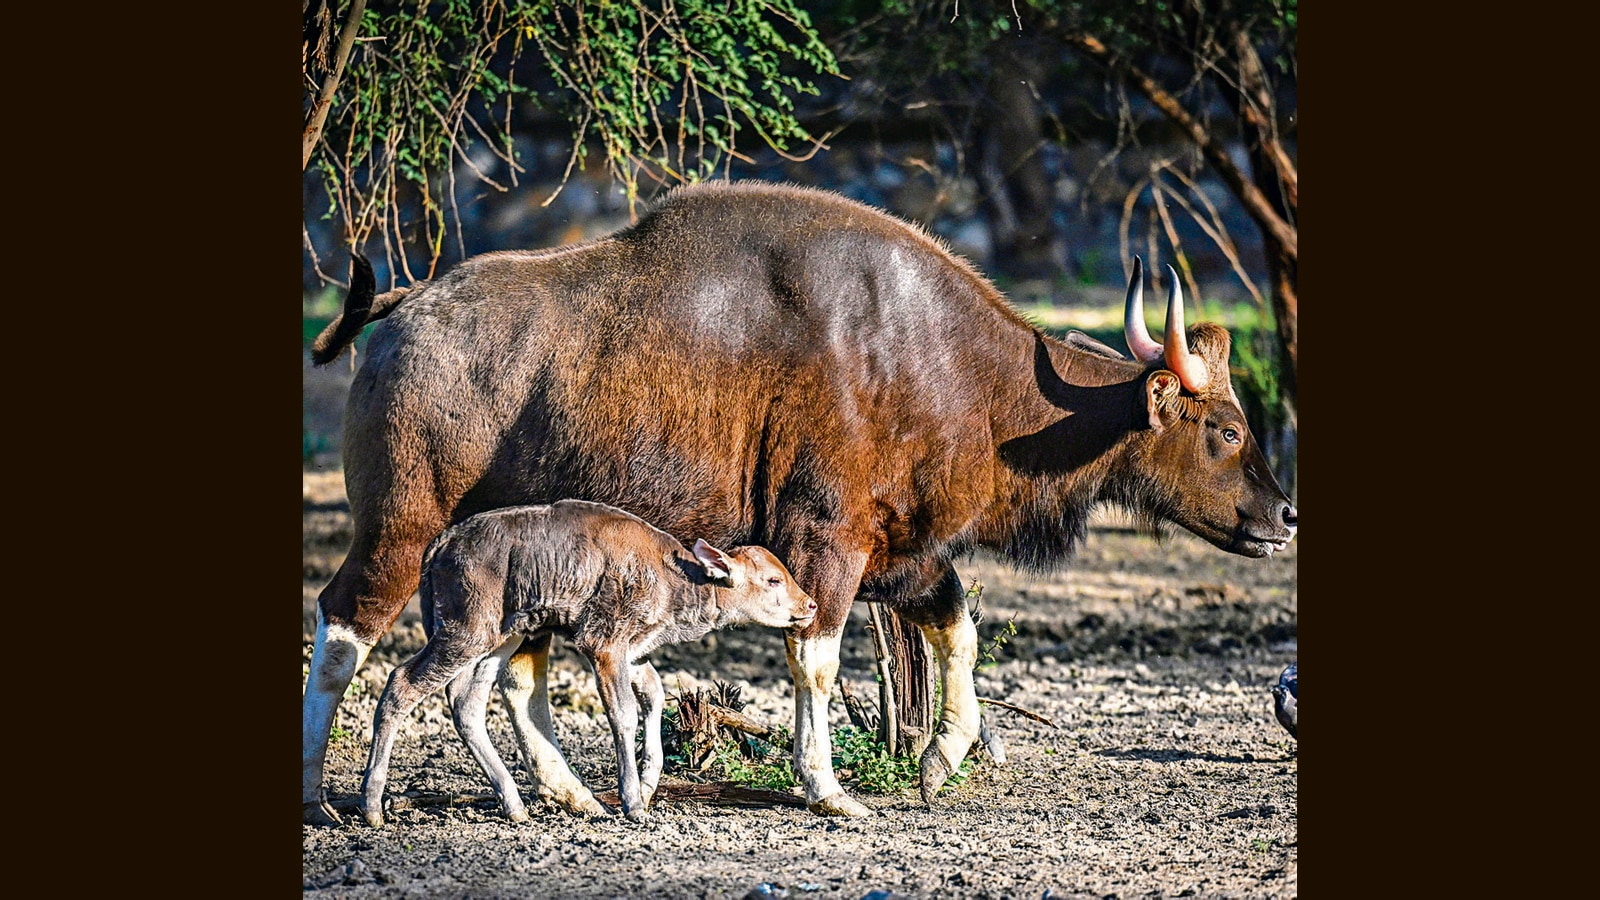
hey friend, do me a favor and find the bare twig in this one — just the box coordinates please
[1155,162,1265,310]
[977,696,1059,729]
[839,679,878,732]
[1148,169,1200,308]
[1119,173,1154,280]
[704,704,790,746]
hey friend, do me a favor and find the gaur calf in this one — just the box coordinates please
[360,499,818,825]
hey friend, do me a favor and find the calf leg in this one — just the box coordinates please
[498,634,607,815]
[361,641,481,828]
[445,636,529,823]
[592,650,647,821]
[630,662,665,807]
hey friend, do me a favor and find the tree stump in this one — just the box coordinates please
[865,602,936,759]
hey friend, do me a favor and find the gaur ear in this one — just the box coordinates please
[1064,330,1128,361]
[691,539,736,582]
[1145,370,1181,433]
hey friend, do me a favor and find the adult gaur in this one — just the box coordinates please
[303,181,1297,824]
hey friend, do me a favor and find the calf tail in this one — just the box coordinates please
[309,253,424,366]
[417,535,445,639]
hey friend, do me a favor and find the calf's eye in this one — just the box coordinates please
[1222,427,1241,444]
[768,577,784,587]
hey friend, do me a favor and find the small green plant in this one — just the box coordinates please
[711,741,798,791]
[977,615,1019,672]
[329,725,351,744]
[660,685,798,790]
[831,725,973,794]
[968,577,1018,672]
[832,726,918,793]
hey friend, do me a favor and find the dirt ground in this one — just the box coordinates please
[302,470,1297,899]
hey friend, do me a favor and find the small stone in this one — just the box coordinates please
[340,858,374,885]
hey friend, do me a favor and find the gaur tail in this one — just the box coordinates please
[309,253,421,366]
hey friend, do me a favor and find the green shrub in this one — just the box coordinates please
[831,725,973,794]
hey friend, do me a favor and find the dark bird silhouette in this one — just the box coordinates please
[1271,662,1297,738]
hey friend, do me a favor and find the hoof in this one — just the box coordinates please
[542,787,608,817]
[569,795,609,817]
[624,808,649,823]
[304,799,343,827]
[362,806,384,829]
[981,727,1008,765]
[807,791,872,817]
[500,790,531,823]
[919,745,956,804]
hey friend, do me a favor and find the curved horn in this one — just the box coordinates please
[1122,256,1163,362]
[1162,265,1211,393]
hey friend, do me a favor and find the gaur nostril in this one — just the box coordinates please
[1283,506,1297,528]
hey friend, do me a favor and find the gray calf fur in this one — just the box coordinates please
[360,500,817,824]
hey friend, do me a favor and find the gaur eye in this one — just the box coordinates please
[767,577,784,587]
[1221,426,1241,444]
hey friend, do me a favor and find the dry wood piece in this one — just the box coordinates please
[326,790,499,813]
[839,678,878,732]
[325,779,809,815]
[978,696,1059,728]
[597,780,808,810]
[670,682,793,773]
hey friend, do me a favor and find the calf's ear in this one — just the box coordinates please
[692,539,736,581]
[1145,370,1181,434]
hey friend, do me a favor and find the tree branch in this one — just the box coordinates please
[303,0,368,171]
[1228,23,1297,215]
[1064,32,1296,262]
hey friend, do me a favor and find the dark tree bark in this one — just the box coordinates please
[867,603,936,759]
[1226,21,1298,409]
[974,49,1062,278]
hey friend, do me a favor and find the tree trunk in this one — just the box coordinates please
[974,49,1061,279]
[1225,18,1298,414]
[866,603,936,759]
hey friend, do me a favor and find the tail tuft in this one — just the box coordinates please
[309,253,377,366]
